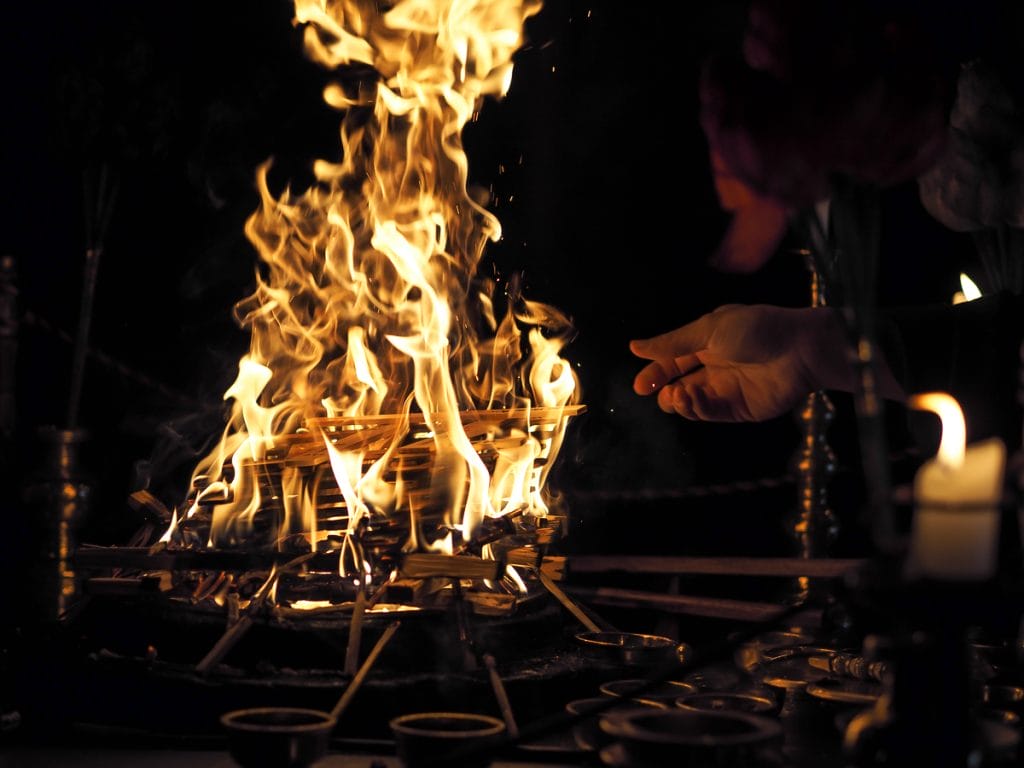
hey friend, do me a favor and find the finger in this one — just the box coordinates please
[632,353,703,395]
[657,382,699,420]
[629,316,713,361]
[688,380,741,422]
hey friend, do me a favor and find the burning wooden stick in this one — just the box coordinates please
[196,616,253,675]
[536,570,602,633]
[567,555,865,579]
[343,587,367,676]
[75,545,333,573]
[330,620,401,721]
[400,553,502,580]
[308,405,585,430]
[451,580,479,671]
[483,653,519,740]
[75,545,324,572]
[195,554,320,674]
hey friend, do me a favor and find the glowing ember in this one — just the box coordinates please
[163,0,581,604]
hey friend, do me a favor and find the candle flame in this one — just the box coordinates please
[952,272,982,304]
[907,392,966,469]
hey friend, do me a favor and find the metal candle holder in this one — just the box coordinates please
[788,248,839,606]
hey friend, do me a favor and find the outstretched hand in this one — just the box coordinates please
[630,304,842,423]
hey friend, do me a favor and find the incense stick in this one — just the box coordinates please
[330,620,401,721]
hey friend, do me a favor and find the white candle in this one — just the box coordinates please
[906,392,1006,581]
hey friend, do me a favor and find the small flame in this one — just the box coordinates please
[908,392,966,469]
[952,272,982,305]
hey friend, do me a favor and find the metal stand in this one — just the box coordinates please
[788,250,839,608]
[21,427,92,624]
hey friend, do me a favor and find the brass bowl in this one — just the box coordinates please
[599,678,699,709]
[599,707,783,768]
[575,631,691,668]
[221,707,335,768]
[565,697,615,752]
[389,711,506,768]
[675,690,778,715]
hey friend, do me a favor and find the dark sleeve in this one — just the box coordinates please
[876,290,1024,449]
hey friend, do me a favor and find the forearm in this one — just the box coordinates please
[798,306,907,402]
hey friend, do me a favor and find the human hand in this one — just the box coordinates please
[630,304,837,422]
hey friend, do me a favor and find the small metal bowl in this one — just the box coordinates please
[575,631,691,668]
[675,690,778,715]
[389,711,506,768]
[599,678,699,708]
[565,697,614,752]
[221,707,336,768]
[599,707,783,767]
[733,630,814,674]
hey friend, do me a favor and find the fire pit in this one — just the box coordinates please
[9,0,604,748]
[98,0,587,684]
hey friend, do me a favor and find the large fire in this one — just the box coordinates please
[161,0,581,600]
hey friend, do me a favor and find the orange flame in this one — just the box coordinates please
[172,0,578,579]
[907,392,966,469]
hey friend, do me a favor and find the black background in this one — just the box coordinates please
[0,0,993,567]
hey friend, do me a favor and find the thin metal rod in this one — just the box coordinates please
[68,165,119,429]
[66,247,100,429]
[566,584,817,624]
[567,555,864,579]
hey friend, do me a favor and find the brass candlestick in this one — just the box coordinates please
[22,427,92,624]
[787,249,839,607]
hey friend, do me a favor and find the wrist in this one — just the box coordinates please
[796,307,854,393]
[796,307,906,400]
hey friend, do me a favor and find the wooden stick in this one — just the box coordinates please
[330,621,401,721]
[343,587,367,676]
[483,653,519,740]
[451,581,479,671]
[565,585,818,624]
[400,553,502,580]
[75,546,338,573]
[196,616,253,674]
[568,555,865,579]
[537,571,601,633]
[308,405,586,429]
[126,490,173,524]
[83,575,171,596]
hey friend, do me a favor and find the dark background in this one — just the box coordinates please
[0,1,987,572]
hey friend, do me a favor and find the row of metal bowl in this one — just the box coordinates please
[222,707,509,768]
